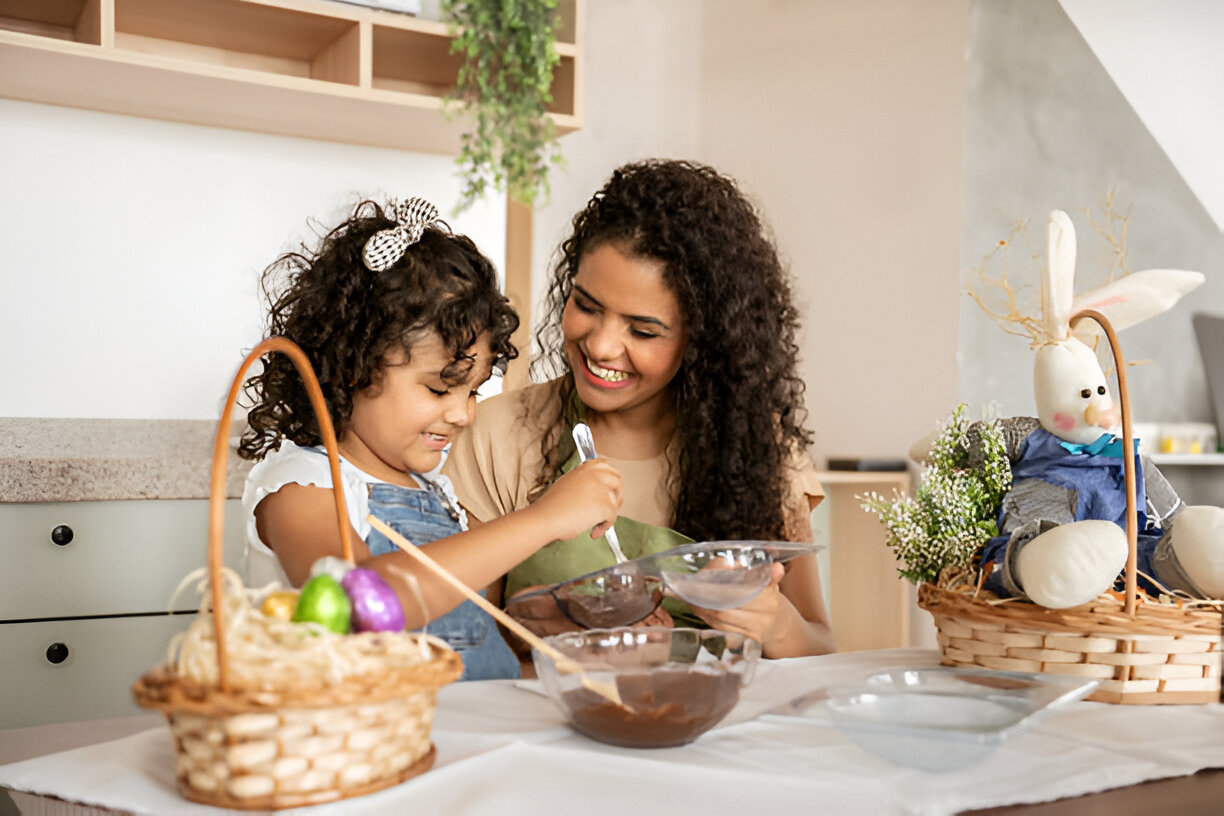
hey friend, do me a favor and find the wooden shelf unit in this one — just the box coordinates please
[814,470,915,653]
[0,0,582,154]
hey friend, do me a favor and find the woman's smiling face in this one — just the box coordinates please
[562,243,688,419]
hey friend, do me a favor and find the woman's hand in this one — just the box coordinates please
[635,604,673,628]
[689,562,793,648]
[529,459,623,541]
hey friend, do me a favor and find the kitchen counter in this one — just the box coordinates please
[0,418,251,503]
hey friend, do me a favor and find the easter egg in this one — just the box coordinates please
[309,555,355,584]
[341,568,406,633]
[292,574,351,634]
[260,590,299,621]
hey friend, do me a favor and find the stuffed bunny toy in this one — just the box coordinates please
[938,211,1224,609]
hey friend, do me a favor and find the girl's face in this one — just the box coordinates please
[341,330,495,484]
[562,243,688,420]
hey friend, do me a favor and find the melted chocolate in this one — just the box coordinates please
[554,573,663,628]
[562,668,740,748]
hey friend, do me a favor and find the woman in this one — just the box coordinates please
[444,159,833,658]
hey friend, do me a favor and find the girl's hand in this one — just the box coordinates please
[530,459,623,541]
[689,562,791,647]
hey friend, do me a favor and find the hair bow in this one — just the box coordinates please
[361,197,441,272]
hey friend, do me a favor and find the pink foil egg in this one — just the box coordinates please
[341,568,406,633]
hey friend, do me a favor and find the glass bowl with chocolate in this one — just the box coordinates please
[507,561,666,629]
[533,627,761,748]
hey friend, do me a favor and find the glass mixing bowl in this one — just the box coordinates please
[638,541,824,610]
[636,542,773,610]
[823,667,1099,771]
[507,561,665,629]
[533,627,761,748]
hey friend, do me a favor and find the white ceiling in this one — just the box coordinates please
[1060,0,1224,231]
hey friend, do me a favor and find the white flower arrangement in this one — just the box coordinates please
[861,405,1012,585]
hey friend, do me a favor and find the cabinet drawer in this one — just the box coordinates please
[0,615,193,729]
[0,500,245,620]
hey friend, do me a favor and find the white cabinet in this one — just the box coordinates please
[0,499,245,729]
[0,616,195,729]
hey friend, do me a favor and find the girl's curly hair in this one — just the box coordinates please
[531,159,813,541]
[238,199,518,461]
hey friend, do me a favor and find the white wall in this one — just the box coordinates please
[0,99,505,419]
[530,0,704,335]
[700,0,968,463]
[530,0,968,465]
[1060,0,1224,232]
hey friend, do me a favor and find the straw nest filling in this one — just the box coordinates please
[133,567,463,712]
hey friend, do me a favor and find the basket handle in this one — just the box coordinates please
[1070,310,1138,617]
[208,337,355,691]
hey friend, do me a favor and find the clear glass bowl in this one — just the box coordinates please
[822,667,1099,771]
[639,540,825,610]
[533,627,761,748]
[636,542,772,609]
[507,541,825,628]
[507,561,664,629]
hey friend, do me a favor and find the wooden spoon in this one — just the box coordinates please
[366,515,627,709]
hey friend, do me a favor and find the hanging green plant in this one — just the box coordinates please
[442,0,564,211]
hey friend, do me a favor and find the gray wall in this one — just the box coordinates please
[961,0,1224,430]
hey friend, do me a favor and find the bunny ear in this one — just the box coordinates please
[1070,268,1206,343]
[1042,210,1077,342]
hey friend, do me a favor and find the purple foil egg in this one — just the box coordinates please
[341,568,406,633]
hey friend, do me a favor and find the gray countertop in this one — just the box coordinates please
[0,418,252,503]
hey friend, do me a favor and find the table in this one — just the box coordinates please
[2,649,1222,816]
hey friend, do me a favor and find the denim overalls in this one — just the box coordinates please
[363,477,520,681]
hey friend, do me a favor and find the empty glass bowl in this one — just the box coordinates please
[533,627,761,748]
[636,542,772,609]
[639,540,825,610]
[823,667,1099,771]
[507,561,664,629]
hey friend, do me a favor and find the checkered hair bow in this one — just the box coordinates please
[361,197,441,272]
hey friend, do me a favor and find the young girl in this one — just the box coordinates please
[444,160,835,658]
[237,197,622,680]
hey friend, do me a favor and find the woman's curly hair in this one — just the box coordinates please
[531,159,813,541]
[238,199,518,461]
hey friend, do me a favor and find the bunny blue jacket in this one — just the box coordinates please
[978,423,1198,600]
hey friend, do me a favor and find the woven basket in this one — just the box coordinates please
[133,337,463,809]
[919,310,1222,705]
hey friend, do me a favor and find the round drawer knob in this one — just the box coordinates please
[45,642,70,664]
[51,525,74,546]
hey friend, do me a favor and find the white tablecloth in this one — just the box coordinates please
[2,648,1222,816]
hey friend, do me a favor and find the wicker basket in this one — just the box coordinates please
[132,337,463,809]
[919,310,1222,705]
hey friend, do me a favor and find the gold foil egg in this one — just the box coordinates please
[260,590,299,621]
